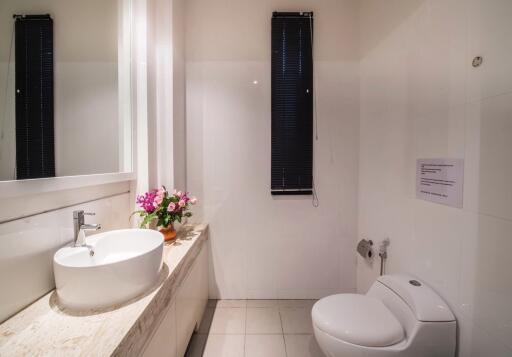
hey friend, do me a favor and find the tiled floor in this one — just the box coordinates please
[185,299,325,357]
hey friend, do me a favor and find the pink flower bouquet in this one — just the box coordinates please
[132,187,197,229]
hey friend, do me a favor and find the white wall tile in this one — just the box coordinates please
[458,314,512,357]
[408,201,472,306]
[475,93,512,220]
[459,215,512,351]
[414,105,466,160]
[467,0,512,102]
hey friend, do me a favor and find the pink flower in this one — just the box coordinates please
[153,187,165,206]
[167,202,176,212]
[190,197,198,204]
[136,190,158,213]
[178,199,186,208]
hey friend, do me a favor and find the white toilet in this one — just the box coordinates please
[312,274,456,357]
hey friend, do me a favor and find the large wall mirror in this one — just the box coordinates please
[0,0,133,181]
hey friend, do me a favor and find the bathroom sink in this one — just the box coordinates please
[54,229,164,310]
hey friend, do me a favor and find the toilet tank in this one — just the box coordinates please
[368,274,455,323]
[367,275,457,356]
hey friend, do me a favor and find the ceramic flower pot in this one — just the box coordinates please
[159,225,177,242]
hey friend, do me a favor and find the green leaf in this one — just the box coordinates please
[129,210,144,220]
[140,212,157,228]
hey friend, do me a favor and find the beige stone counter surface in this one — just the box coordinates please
[0,224,209,357]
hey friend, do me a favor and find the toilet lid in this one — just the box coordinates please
[312,294,404,347]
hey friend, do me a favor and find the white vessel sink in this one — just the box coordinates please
[54,229,163,310]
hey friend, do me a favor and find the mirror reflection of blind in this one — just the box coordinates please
[271,12,313,195]
[15,15,55,180]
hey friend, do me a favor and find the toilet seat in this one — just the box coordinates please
[312,294,404,347]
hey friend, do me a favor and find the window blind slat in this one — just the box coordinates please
[15,15,55,180]
[271,12,313,195]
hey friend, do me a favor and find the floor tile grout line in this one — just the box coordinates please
[244,302,248,357]
[278,306,288,357]
[206,332,313,335]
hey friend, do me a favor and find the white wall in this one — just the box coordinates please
[146,0,186,192]
[358,0,512,355]
[172,0,186,191]
[0,0,119,180]
[185,0,359,299]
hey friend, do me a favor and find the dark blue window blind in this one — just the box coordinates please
[15,14,55,180]
[271,12,313,195]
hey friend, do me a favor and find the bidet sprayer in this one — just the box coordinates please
[378,238,390,276]
[379,238,390,258]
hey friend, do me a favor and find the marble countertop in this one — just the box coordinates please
[0,224,209,357]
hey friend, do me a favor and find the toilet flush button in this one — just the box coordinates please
[409,280,421,287]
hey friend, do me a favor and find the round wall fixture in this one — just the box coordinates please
[472,56,483,67]
[409,280,422,287]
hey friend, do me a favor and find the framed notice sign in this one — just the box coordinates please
[416,159,464,208]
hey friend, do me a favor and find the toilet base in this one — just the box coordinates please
[313,322,456,357]
[314,325,407,357]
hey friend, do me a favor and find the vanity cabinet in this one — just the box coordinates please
[142,244,208,357]
[141,300,178,357]
[176,244,209,356]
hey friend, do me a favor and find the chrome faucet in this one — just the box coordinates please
[73,210,101,247]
